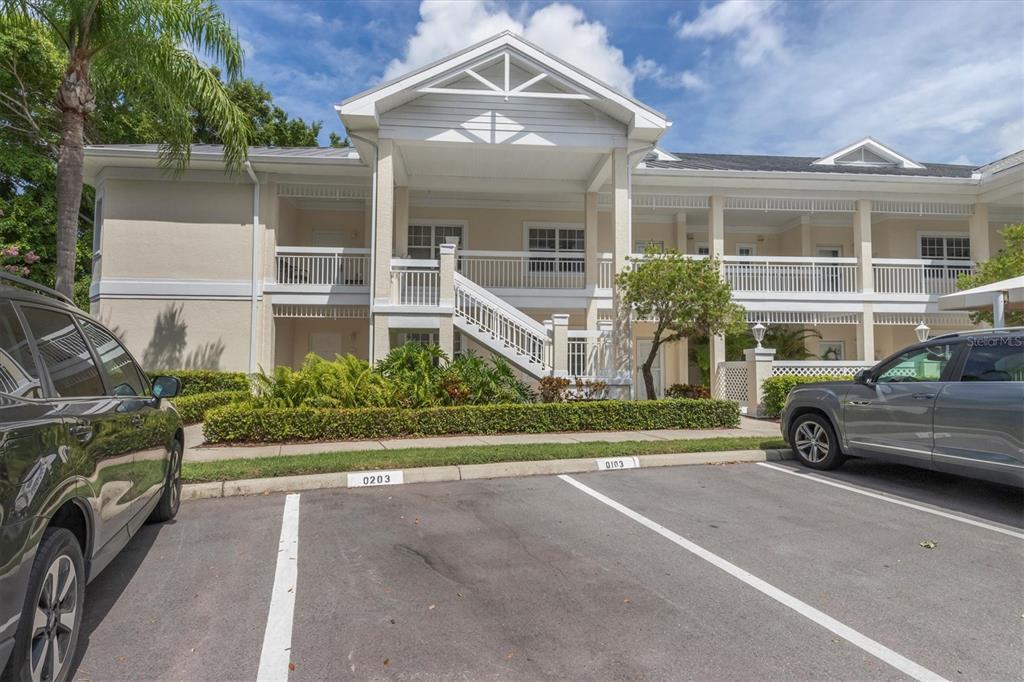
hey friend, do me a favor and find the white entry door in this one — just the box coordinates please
[635,340,664,399]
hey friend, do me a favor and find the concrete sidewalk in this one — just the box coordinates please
[183,416,781,463]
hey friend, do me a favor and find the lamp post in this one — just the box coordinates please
[751,322,767,349]
[915,321,930,343]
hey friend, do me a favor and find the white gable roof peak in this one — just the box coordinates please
[337,31,669,140]
[813,137,925,169]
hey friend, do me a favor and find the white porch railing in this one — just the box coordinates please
[457,250,585,289]
[390,259,440,306]
[453,272,551,370]
[275,247,370,286]
[567,329,614,378]
[873,259,975,295]
[598,253,613,289]
[723,256,859,293]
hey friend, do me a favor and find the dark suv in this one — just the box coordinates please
[781,328,1024,486]
[0,274,184,682]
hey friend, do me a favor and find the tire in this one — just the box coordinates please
[1,528,85,682]
[148,439,182,523]
[789,413,845,470]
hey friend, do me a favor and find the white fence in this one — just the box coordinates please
[716,362,748,404]
[391,266,439,306]
[275,247,370,287]
[771,361,875,378]
[457,251,585,289]
[567,329,614,378]
[873,259,974,295]
[723,256,858,293]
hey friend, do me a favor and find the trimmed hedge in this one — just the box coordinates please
[146,370,249,396]
[171,391,250,425]
[203,398,740,444]
[762,374,852,418]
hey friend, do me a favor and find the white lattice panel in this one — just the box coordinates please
[716,362,748,404]
[273,304,369,319]
[772,361,874,378]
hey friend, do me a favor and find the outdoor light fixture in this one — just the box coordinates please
[915,322,930,342]
[751,322,767,349]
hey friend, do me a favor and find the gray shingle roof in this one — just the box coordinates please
[645,152,976,178]
[85,143,360,160]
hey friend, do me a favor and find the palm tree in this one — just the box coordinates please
[2,0,251,297]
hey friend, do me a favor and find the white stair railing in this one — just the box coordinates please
[453,272,551,371]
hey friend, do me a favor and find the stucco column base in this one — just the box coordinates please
[744,347,776,417]
[372,314,390,364]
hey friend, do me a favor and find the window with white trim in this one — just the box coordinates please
[919,235,970,261]
[696,242,710,256]
[526,225,584,273]
[398,331,463,356]
[736,243,756,257]
[408,222,464,260]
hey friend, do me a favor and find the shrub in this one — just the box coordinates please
[444,352,534,405]
[665,383,711,399]
[761,374,852,418]
[145,370,248,396]
[538,376,571,403]
[171,390,250,424]
[252,354,391,408]
[203,398,741,444]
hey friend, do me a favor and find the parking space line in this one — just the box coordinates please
[257,493,301,682]
[756,463,1024,540]
[559,474,949,682]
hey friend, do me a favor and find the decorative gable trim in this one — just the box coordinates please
[813,137,925,169]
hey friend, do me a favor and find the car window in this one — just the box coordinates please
[19,306,106,398]
[80,320,149,396]
[0,300,42,398]
[875,343,956,383]
[960,338,1024,382]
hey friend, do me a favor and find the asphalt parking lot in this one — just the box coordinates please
[71,459,1023,681]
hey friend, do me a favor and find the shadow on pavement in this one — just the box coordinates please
[69,520,166,679]
[771,458,1024,529]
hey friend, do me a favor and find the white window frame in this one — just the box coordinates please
[523,222,584,273]
[407,219,469,259]
[818,340,845,361]
[695,241,710,256]
[917,231,971,261]
[736,243,757,257]
[816,244,843,258]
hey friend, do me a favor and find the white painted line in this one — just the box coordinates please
[257,493,301,682]
[757,462,1024,541]
[559,474,949,682]
[595,456,640,471]
[347,470,404,487]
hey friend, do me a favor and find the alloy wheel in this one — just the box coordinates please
[169,444,182,512]
[30,554,78,682]
[794,421,830,463]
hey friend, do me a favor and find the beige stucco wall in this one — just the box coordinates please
[405,206,614,252]
[278,201,366,247]
[95,298,251,372]
[274,317,370,369]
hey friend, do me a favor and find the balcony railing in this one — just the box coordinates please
[722,256,859,293]
[275,247,369,287]
[457,250,585,289]
[873,259,975,295]
[390,259,440,306]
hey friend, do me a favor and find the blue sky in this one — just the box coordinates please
[217,0,1024,165]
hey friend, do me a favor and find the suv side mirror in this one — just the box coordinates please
[853,369,873,385]
[151,376,181,400]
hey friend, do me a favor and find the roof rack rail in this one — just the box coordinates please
[0,271,76,306]
[931,326,1024,340]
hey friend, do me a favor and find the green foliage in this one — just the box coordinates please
[617,249,746,399]
[145,369,248,396]
[444,352,535,405]
[376,342,448,408]
[761,374,852,418]
[251,354,391,409]
[665,383,711,399]
[958,224,1024,326]
[170,390,249,424]
[689,325,822,385]
[202,398,742,444]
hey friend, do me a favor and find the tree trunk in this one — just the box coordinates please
[641,337,661,400]
[55,54,95,300]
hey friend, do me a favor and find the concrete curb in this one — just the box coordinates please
[181,448,793,501]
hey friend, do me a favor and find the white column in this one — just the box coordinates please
[551,313,569,375]
[674,212,687,253]
[611,147,632,381]
[744,346,776,417]
[373,139,395,304]
[394,185,409,258]
[585,191,599,329]
[708,195,726,395]
[372,314,390,364]
[969,203,990,262]
[799,215,812,257]
[857,304,876,361]
[854,199,873,292]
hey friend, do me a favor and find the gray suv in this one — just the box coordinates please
[781,328,1024,486]
[0,274,184,682]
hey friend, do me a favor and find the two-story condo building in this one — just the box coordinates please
[83,32,1024,398]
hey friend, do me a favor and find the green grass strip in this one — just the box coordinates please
[182,436,787,483]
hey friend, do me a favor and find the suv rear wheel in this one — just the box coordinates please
[2,528,85,682]
[790,413,845,470]
[148,438,182,523]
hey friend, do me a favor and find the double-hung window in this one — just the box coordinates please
[920,234,972,286]
[408,222,464,260]
[526,225,584,273]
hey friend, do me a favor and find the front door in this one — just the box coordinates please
[635,340,663,399]
[843,341,959,463]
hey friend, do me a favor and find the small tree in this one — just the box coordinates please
[957,224,1024,327]
[617,249,745,399]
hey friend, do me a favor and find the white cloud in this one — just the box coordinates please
[676,0,784,67]
[634,57,707,91]
[383,1,634,93]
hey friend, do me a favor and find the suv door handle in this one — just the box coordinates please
[849,400,872,406]
[68,423,93,442]
[913,393,936,400]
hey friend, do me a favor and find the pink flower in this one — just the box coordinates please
[23,251,40,264]
[1,246,18,258]
[20,267,29,276]
[3,264,18,273]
